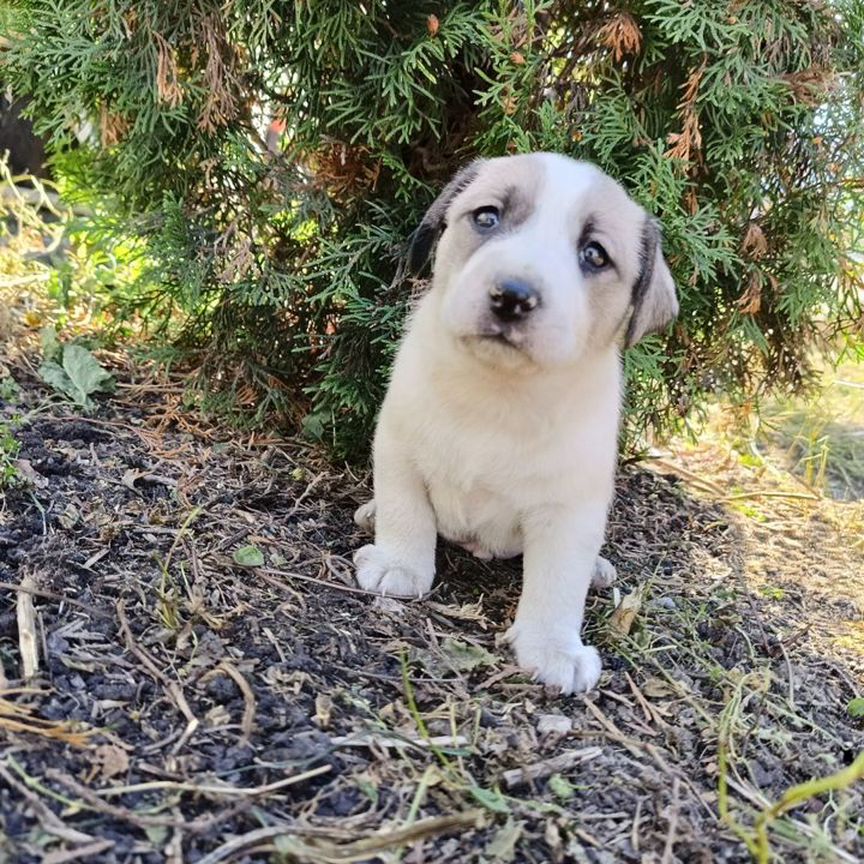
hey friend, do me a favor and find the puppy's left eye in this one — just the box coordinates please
[472,206,500,231]
[580,241,610,271]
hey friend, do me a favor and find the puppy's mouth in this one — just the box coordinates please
[469,324,527,350]
[458,325,536,369]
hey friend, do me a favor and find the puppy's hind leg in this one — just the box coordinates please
[591,556,616,589]
[354,500,376,534]
[353,428,437,599]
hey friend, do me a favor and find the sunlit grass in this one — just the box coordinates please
[755,361,864,502]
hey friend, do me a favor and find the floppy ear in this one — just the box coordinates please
[408,160,484,273]
[624,219,679,347]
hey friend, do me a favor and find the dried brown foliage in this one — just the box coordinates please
[192,13,242,133]
[781,67,836,107]
[737,269,764,315]
[154,32,183,109]
[741,222,769,261]
[598,12,642,63]
[99,105,130,148]
[665,60,706,164]
[309,140,382,202]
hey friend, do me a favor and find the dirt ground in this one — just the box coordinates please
[1,347,863,864]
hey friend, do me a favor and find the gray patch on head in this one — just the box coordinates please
[408,160,484,273]
[427,156,546,286]
[497,184,536,232]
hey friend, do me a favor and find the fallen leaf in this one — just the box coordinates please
[144,826,169,847]
[536,714,572,737]
[314,693,333,729]
[608,585,644,637]
[13,459,48,489]
[548,773,576,800]
[848,697,864,719]
[441,637,496,673]
[23,309,44,328]
[39,344,115,409]
[40,325,61,362]
[93,743,129,780]
[426,600,489,628]
[641,677,679,699]
[485,816,522,860]
[121,469,145,489]
[372,596,407,615]
[58,503,81,529]
[233,545,264,567]
[411,637,496,677]
[205,704,231,726]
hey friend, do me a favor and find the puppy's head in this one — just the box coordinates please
[410,153,678,368]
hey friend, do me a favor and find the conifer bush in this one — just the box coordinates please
[5,1,864,458]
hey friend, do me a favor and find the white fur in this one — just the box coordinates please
[353,153,677,694]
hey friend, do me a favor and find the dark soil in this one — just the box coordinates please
[1,358,862,864]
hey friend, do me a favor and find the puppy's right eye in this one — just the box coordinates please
[579,241,610,272]
[472,206,500,231]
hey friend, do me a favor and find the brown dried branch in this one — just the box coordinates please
[597,12,642,63]
[209,661,256,745]
[742,222,769,260]
[500,746,603,790]
[16,574,39,679]
[44,769,253,832]
[194,13,241,133]
[99,104,130,148]
[154,32,183,108]
[195,811,485,864]
[780,67,836,107]
[665,59,707,164]
[309,140,383,201]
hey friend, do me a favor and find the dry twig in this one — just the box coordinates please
[501,746,603,790]
[16,574,40,678]
[200,660,257,746]
[195,810,485,864]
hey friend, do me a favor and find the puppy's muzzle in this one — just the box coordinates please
[489,279,540,322]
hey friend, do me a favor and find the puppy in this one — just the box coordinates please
[353,153,678,693]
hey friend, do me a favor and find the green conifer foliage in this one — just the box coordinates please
[5,1,864,457]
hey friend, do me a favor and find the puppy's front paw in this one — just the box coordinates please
[353,544,433,598]
[506,625,602,694]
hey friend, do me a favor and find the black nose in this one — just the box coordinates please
[489,280,540,322]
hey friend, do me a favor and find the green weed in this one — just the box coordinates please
[0,419,23,490]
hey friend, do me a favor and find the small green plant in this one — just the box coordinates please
[0,374,21,403]
[38,329,115,410]
[749,751,864,863]
[233,545,265,567]
[0,419,23,489]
